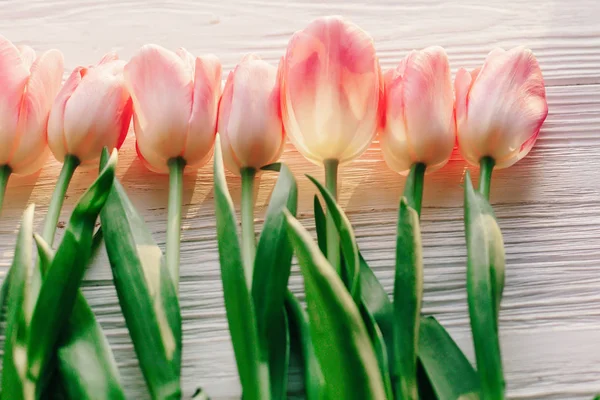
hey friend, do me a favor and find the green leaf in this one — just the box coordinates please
[2,204,35,399]
[284,290,326,400]
[213,138,269,400]
[464,172,505,398]
[26,150,117,393]
[252,162,297,399]
[313,196,327,255]
[358,303,393,399]
[35,228,126,400]
[306,175,360,301]
[393,198,423,399]
[99,148,181,399]
[418,316,480,399]
[284,211,386,400]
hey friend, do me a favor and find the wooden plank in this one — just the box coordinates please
[1,0,599,398]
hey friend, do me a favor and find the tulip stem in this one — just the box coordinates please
[478,157,495,200]
[403,163,426,217]
[167,157,186,292]
[0,165,11,216]
[240,167,257,288]
[324,159,340,275]
[42,155,80,245]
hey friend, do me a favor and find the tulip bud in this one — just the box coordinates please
[0,36,64,175]
[380,46,455,175]
[48,53,133,166]
[455,47,548,169]
[124,45,222,173]
[218,55,285,175]
[280,16,381,165]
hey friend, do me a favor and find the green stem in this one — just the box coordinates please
[42,155,80,245]
[324,159,340,275]
[403,163,426,216]
[167,157,186,292]
[478,157,495,200]
[240,168,257,288]
[0,165,11,216]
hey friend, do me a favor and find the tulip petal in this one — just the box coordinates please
[183,54,221,168]
[125,44,193,172]
[458,47,548,168]
[282,17,379,165]
[10,50,64,175]
[48,67,86,163]
[62,60,130,165]
[98,52,118,65]
[17,45,36,71]
[0,36,29,166]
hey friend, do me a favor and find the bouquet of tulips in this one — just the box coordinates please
[0,14,560,400]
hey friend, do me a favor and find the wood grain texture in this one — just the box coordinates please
[1,0,599,398]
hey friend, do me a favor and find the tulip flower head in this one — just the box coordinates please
[280,16,381,166]
[48,53,133,166]
[380,46,455,175]
[455,47,548,169]
[218,55,285,175]
[0,36,64,175]
[125,45,222,173]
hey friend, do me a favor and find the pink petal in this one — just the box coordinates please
[98,52,119,65]
[48,67,87,162]
[124,44,194,171]
[10,49,64,175]
[183,54,221,168]
[17,45,36,71]
[62,60,131,164]
[0,36,29,165]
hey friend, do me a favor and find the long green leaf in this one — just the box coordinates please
[2,204,35,399]
[418,316,480,399]
[464,172,505,398]
[306,175,360,301]
[26,150,117,394]
[252,163,297,399]
[214,139,269,400]
[284,211,386,399]
[99,149,181,399]
[394,198,423,400]
[284,290,326,400]
[35,227,126,400]
[313,196,327,255]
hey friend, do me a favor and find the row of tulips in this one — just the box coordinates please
[0,15,551,400]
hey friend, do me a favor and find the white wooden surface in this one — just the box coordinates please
[1,0,600,398]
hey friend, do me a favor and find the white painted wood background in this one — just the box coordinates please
[1,0,599,398]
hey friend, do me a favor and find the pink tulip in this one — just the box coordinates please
[218,55,285,175]
[124,45,222,173]
[379,46,455,175]
[280,16,381,165]
[455,47,548,169]
[0,36,63,175]
[48,53,133,166]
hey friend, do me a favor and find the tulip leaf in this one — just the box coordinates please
[464,172,505,397]
[252,162,298,399]
[285,290,326,400]
[306,175,360,301]
[393,198,423,399]
[2,205,35,399]
[284,211,386,399]
[26,150,117,394]
[418,316,480,399]
[214,139,269,400]
[313,196,327,255]
[99,148,181,399]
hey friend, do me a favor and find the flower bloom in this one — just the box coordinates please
[379,46,455,175]
[124,45,222,173]
[0,36,64,175]
[455,47,548,169]
[280,16,381,165]
[48,53,133,166]
[218,55,285,175]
